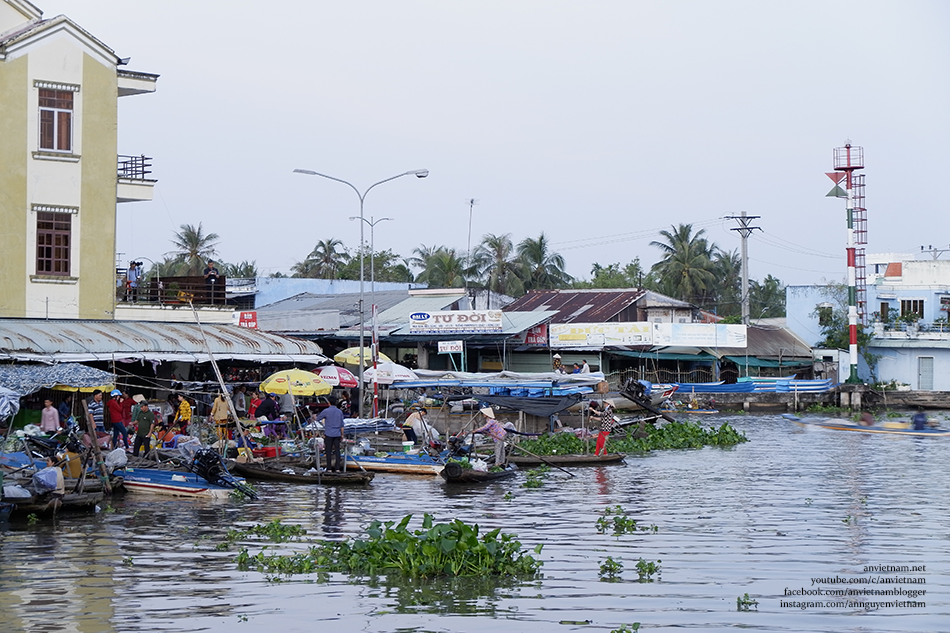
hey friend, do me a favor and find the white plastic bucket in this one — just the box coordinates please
[402,441,413,453]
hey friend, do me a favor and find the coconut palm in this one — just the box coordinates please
[292,238,348,279]
[517,233,572,290]
[750,274,786,318]
[711,248,742,317]
[649,224,717,305]
[223,260,258,278]
[414,247,467,288]
[169,223,219,275]
[472,233,524,297]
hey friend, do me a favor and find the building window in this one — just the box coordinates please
[901,299,924,320]
[36,212,71,276]
[817,304,833,326]
[39,89,73,151]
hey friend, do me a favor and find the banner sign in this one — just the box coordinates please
[549,322,653,348]
[409,310,503,334]
[438,340,464,354]
[234,311,258,329]
[524,324,548,346]
[652,323,747,347]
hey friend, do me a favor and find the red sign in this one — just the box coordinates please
[525,324,548,346]
[238,311,258,329]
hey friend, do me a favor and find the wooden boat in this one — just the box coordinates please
[782,414,950,437]
[5,491,104,517]
[440,461,517,483]
[345,452,445,475]
[228,459,374,485]
[507,452,626,466]
[121,467,241,498]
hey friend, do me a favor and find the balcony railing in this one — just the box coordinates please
[117,155,153,180]
[117,275,227,306]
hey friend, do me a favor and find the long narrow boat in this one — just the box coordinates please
[6,491,104,517]
[228,460,374,485]
[440,461,517,483]
[507,452,626,466]
[121,467,240,498]
[345,452,445,475]
[782,414,950,437]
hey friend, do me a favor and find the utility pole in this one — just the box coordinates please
[465,198,478,306]
[920,245,950,260]
[725,211,761,324]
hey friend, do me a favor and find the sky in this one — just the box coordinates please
[39,0,950,286]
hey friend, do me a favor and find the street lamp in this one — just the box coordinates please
[350,215,393,418]
[349,216,394,295]
[293,168,428,418]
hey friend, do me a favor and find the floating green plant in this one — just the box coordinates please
[522,464,551,488]
[611,625,640,633]
[635,558,661,582]
[517,420,747,456]
[236,514,543,579]
[599,556,624,581]
[737,593,759,611]
[596,505,658,535]
[217,519,308,550]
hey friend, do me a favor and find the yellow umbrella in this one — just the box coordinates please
[333,347,393,366]
[259,368,332,397]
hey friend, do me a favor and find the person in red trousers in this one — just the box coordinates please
[590,399,617,455]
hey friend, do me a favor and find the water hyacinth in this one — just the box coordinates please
[236,514,544,579]
[516,420,747,456]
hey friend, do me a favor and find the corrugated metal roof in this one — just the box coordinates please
[363,310,558,343]
[503,289,650,323]
[0,319,328,363]
[375,293,467,328]
[715,325,812,359]
[257,291,410,327]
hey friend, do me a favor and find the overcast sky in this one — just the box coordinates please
[41,0,950,285]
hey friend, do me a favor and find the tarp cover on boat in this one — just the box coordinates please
[0,363,116,396]
[478,394,584,417]
[0,386,20,420]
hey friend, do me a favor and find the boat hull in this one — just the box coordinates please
[507,453,626,466]
[121,467,237,498]
[229,460,374,484]
[440,462,518,483]
[345,453,444,475]
[782,414,950,437]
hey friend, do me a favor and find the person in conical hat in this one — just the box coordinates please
[474,406,507,466]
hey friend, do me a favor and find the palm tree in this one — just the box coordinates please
[711,248,742,317]
[223,260,259,278]
[169,223,219,275]
[291,238,349,279]
[472,233,524,298]
[750,274,786,318]
[649,224,716,305]
[517,233,571,290]
[414,247,466,288]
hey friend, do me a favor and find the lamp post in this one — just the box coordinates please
[350,215,394,295]
[293,168,428,418]
[351,215,394,418]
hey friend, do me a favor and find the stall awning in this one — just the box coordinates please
[611,350,718,361]
[0,319,328,364]
[724,356,811,368]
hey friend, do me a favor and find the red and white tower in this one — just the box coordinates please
[826,142,866,383]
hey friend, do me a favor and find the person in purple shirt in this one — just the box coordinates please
[315,396,345,471]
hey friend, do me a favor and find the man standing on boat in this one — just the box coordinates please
[473,407,507,467]
[315,396,345,471]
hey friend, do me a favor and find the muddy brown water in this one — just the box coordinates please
[1,414,947,632]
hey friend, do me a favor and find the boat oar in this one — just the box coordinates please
[507,442,575,477]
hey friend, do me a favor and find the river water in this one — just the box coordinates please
[1,413,948,633]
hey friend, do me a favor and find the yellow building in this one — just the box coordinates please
[0,0,157,319]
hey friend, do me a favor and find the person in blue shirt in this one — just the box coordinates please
[912,408,928,431]
[315,396,345,471]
